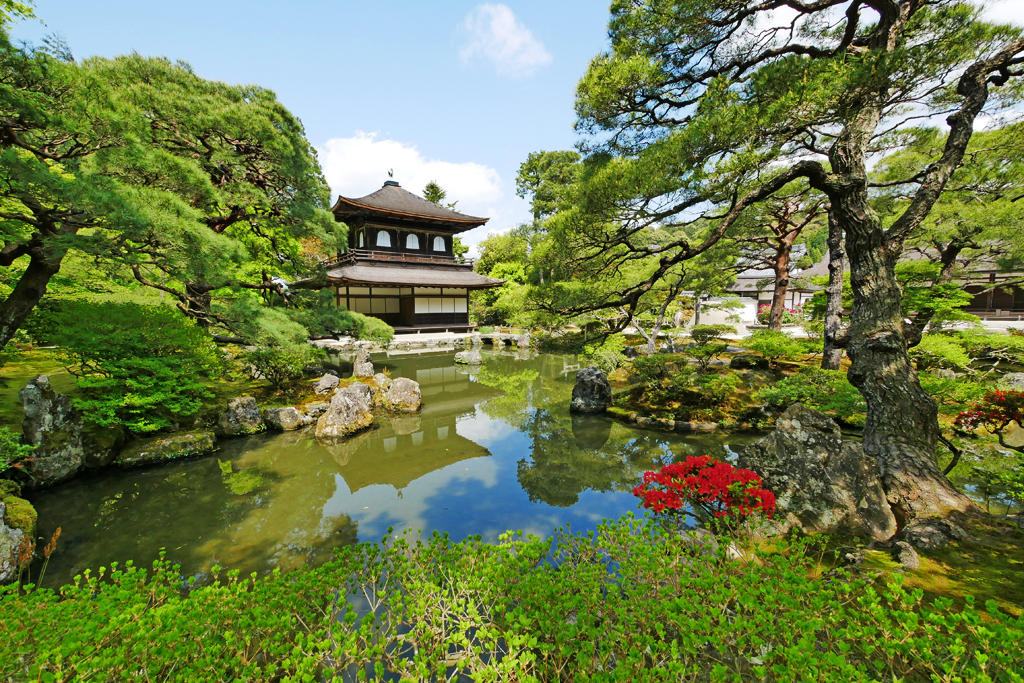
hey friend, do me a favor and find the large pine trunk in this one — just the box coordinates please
[767,246,791,331]
[834,193,972,526]
[0,247,65,349]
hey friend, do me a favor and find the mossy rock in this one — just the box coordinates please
[0,479,21,498]
[116,430,217,468]
[1,494,37,536]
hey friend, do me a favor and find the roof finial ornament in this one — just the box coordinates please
[387,168,394,178]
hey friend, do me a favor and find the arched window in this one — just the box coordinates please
[406,233,420,250]
[432,236,446,252]
[357,231,365,248]
[376,230,392,248]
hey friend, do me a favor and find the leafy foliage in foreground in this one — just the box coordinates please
[2,517,1020,681]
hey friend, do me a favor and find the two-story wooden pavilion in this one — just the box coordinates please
[327,180,503,332]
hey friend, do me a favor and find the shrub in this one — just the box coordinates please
[0,427,33,476]
[630,352,675,384]
[40,301,220,434]
[1,517,1021,681]
[744,329,804,366]
[239,308,324,391]
[911,334,972,371]
[756,367,866,426]
[287,290,394,345]
[955,389,1024,451]
[633,456,775,525]
[581,334,628,373]
[685,324,734,370]
[756,303,803,325]
[956,330,1024,366]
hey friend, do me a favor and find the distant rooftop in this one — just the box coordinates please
[332,180,489,230]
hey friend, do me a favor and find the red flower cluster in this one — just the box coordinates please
[955,389,1024,434]
[632,455,776,522]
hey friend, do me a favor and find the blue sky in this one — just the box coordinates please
[13,1,612,248]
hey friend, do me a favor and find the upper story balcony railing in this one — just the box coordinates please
[337,248,475,268]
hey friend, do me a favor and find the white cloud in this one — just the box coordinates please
[318,131,503,219]
[459,4,552,77]
[977,0,1024,26]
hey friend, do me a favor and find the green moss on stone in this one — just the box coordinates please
[2,494,37,536]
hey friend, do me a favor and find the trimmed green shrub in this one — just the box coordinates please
[744,329,804,366]
[239,308,324,391]
[911,334,971,371]
[630,353,675,384]
[581,334,628,373]
[39,301,220,434]
[957,330,1024,366]
[756,367,867,426]
[0,426,33,476]
[1,517,1021,680]
[685,324,735,371]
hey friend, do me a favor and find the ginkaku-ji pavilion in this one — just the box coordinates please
[326,180,503,332]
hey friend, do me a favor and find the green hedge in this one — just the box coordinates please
[2,517,1021,681]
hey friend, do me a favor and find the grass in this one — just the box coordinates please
[859,514,1024,616]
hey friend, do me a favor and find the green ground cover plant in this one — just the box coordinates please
[1,516,1021,681]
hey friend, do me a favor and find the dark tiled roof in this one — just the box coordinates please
[332,181,488,229]
[327,262,503,289]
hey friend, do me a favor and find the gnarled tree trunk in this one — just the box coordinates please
[821,212,844,370]
[829,108,972,526]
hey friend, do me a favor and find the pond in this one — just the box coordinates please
[28,351,753,586]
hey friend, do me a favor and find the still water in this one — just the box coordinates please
[30,351,750,586]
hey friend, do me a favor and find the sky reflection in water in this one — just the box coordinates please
[30,351,751,585]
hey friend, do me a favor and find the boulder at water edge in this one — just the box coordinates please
[386,377,422,413]
[19,375,85,486]
[352,345,374,378]
[313,373,340,395]
[373,373,393,391]
[263,406,305,431]
[0,501,27,584]
[115,430,217,468]
[738,403,897,541]
[455,333,483,365]
[217,396,265,437]
[570,367,612,414]
[315,385,374,439]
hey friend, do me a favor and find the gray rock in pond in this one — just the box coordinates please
[999,372,1024,391]
[738,403,897,541]
[345,381,375,408]
[0,501,27,584]
[517,333,531,349]
[352,346,374,378]
[115,430,217,468]
[570,367,612,414]
[373,373,393,392]
[299,402,329,426]
[454,348,482,365]
[315,385,374,440]
[386,377,422,413]
[313,373,340,395]
[217,396,265,437]
[262,406,305,431]
[891,540,920,570]
[19,375,85,486]
[729,354,770,370]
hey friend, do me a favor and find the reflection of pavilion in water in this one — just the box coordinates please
[328,359,501,493]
